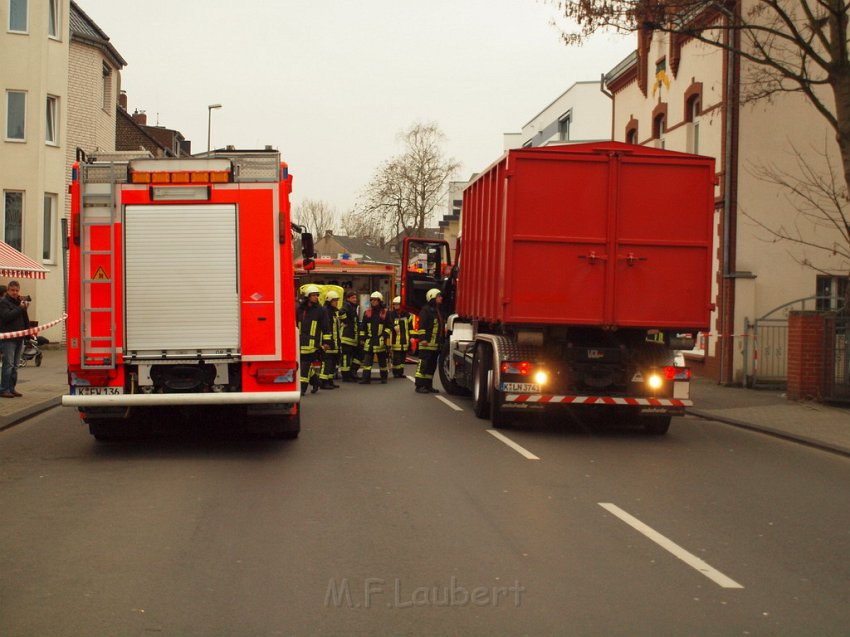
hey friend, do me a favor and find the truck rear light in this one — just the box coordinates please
[647,373,664,390]
[664,366,691,381]
[256,365,297,384]
[502,361,531,375]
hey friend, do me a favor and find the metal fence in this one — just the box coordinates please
[823,316,850,402]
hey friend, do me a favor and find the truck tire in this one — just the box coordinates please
[438,341,469,396]
[490,390,511,429]
[643,415,672,436]
[272,412,301,440]
[472,344,492,419]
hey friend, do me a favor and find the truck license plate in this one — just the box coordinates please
[75,386,124,395]
[502,382,540,393]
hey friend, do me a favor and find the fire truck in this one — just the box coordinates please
[294,257,396,312]
[62,149,313,440]
[403,142,715,435]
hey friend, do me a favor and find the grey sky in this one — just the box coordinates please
[77,0,633,221]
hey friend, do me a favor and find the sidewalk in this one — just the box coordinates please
[2,348,849,456]
[688,376,850,457]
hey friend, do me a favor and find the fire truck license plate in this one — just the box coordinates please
[501,382,540,393]
[76,387,123,395]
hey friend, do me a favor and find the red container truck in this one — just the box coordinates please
[402,141,715,434]
[62,149,314,440]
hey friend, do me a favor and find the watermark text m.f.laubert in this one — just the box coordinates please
[325,577,526,609]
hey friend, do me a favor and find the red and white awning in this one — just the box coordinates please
[0,242,48,280]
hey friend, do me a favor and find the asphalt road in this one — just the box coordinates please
[1,374,848,636]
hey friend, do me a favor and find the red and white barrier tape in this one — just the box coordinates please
[0,313,67,340]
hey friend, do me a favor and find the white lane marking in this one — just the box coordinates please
[435,395,463,411]
[598,502,744,589]
[486,429,540,460]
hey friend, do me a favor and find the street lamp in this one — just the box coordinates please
[207,103,222,154]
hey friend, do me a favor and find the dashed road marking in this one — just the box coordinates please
[598,502,744,589]
[486,429,540,460]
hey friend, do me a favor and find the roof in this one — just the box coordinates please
[0,243,47,280]
[70,1,127,68]
[322,235,398,264]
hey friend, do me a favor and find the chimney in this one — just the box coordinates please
[119,90,128,111]
[132,109,147,126]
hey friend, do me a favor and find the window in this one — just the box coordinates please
[816,275,848,311]
[4,191,23,251]
[102,63,112,110]
[686,95,701,154]
[45,95,57,144]
[558,111,571,142]
[6,90,26,140]
[653,113,666,148]
[48,0,58,38]
[9,0,27,32]
[43,193,56,262]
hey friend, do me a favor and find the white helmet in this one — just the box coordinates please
[426,288,442,302]
[370,291,383,301]
[326,290,339,301]
[304,284,320,296]
[392,296,401,305]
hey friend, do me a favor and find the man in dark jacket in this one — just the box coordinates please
[358,291,392,384]
[339,290,361,382]
[388,296,413,378]
[296,285,330,395]
[318,290,341,390]
[413,288,444,394]
[0,280,30,397]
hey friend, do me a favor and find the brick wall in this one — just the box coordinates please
[787,311,826,400]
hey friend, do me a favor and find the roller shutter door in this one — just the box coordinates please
[124,204,239,356]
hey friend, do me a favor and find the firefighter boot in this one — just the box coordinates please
[358,372,371,384]
[321,380,337,390]
[380,371,388,384]
[428,380,440,394]
[310,375,320,394]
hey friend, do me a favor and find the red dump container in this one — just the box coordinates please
[456,141,715,330]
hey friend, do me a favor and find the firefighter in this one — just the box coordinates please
[358,291,392,384]
[339,290,361,382]
[414,288,444,394]
[319,290,342,389]
[388,295,413,378]
[296,285,330,395]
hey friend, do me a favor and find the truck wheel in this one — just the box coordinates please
[643,415,672,436]
[438,341,469,396]
[272,412,301,440]
[490,390,511,429]
[472,344,491,419]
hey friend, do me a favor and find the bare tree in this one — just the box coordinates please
[551,0,850,194]
[292,199,337,238]
[357,122,460,250]
[339,205,385,242]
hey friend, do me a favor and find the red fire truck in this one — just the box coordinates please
[62,149,313,440]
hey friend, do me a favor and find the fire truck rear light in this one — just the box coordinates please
[256,366,297,384]
[210,171,229,183]
[151,172,170,184]
[170,171,190,183]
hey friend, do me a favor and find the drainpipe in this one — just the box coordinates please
[720,40,736,385]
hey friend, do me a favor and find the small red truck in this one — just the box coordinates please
[62,149,313,440]
[403,142,715,434]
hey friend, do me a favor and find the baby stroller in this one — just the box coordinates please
[18,335,46,368]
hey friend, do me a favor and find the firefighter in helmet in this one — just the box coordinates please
[414,287,444,393]
[339,289,361,382]
[296,285,330,395]
[319,290,341,389]
[358,291,392,384]
[388,295,413,378]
